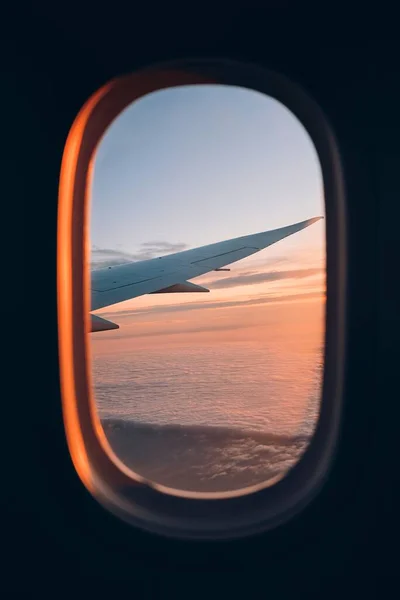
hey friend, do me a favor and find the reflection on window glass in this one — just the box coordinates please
[89,84,326,493]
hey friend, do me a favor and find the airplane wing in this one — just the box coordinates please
[91,216,322,331]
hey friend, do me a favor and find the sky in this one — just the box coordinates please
[90,84,325,346]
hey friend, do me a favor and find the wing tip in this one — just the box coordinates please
[307,215,324,225]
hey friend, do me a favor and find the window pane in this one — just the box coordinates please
[89,84,326,494]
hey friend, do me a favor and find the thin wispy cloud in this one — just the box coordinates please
[202,267,323,290]
[104,321,249,341]
[100,290,324,321]
[91,241,189,268]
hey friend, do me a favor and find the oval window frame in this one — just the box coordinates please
[57,58,346,540]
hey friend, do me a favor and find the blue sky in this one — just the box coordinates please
[89,84,325,329]
[91,84,323,258]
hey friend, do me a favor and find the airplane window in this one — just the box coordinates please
[89,83,326,495]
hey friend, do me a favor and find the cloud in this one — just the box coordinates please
[203,267,323,290]
[139,241,185,249]
[102,321,248,341]
[100,290,324,321]
[90,241,189,268]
